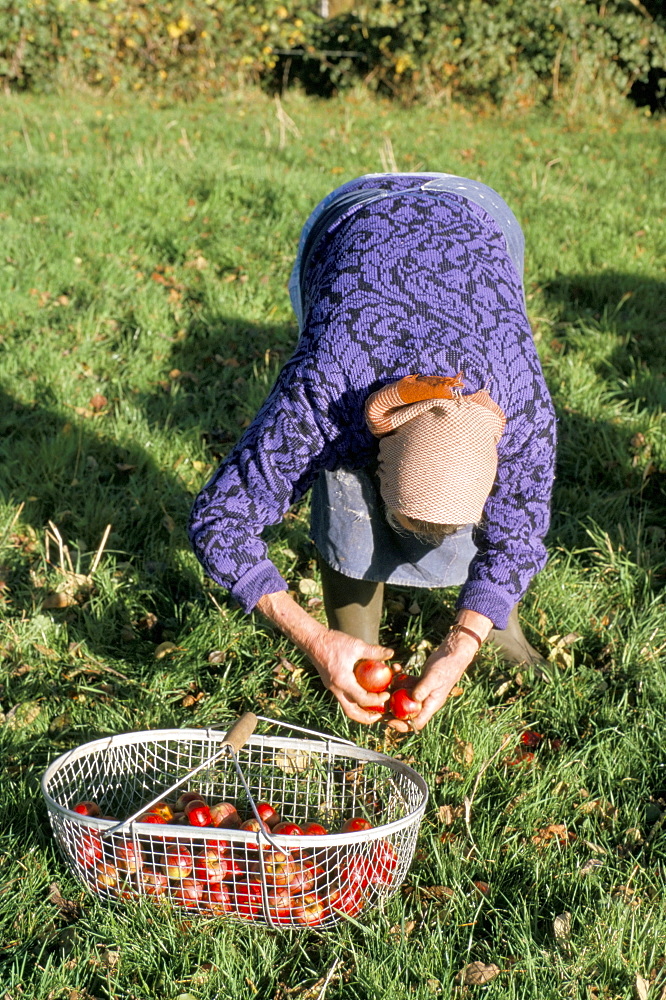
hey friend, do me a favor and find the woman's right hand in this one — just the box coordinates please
[308,627,395,725]
[256,590,393,724]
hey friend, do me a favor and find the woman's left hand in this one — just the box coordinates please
[386,612,493,732]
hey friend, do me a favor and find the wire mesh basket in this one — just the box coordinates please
[41,715,428,928]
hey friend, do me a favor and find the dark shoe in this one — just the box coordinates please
[486,605,548,672]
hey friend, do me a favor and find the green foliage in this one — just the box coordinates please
[0,0,665,107]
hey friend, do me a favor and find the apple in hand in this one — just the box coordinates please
[388,686,422,721]
[354,659,394,693]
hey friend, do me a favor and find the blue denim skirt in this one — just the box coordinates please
[294,173,523,588]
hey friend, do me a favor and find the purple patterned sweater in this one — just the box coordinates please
[189,176,557,630]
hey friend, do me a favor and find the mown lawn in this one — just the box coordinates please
[0,89,665,1000]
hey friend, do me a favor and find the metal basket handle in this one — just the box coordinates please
[101,713,258,838]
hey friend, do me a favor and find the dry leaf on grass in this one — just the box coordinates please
[389,919,417,939]
[438,804,464,825]
[298,578,319,596]
[576,798,619,821]
[275,747,311,774]
[48,883,81,922]
[403,884,455,904]
[553,910,571,941]
[531,824,576,847]
[634,975,651,1000]
[4,700,42,730]
[154,641,178,659]
[453,737,475,767]
[457,962,501,985]
[43,591,78,609]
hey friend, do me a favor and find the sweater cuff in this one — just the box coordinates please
[230,560,288,614]
[456,581,515,630]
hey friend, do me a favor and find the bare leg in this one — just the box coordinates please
[318,558,384,645]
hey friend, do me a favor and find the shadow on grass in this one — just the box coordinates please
[543,271,666,573]
[543,270,666,399]
[0,314,314,655]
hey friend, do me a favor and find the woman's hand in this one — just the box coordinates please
[386,611,493,733]
[308,627,394,724]
[256,590,393,724]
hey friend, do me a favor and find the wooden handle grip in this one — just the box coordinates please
[222,712,258,753]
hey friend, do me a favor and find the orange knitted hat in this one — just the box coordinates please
[365,374,506,526]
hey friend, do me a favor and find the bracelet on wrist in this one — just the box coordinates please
[447,622,483,650]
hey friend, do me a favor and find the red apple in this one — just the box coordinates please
[254,802,281,829]
[388,686,422,721]
[340,817,373,833]
[175,790,206,812]
[330,883,365,917]
[76,830,103,867]
[205,881,233,914]
[337,856,371,889]
[370,839,399,883]
[239,817,268,849]
[292,891,326,926]
[390,671,416,691]
[171,878,204,909]
[114,839,144,873]
[208,801,241,829]
[271,821,303,837]
[136,811,166,825]
[94,861,119,888]
[354,658,394,693]
[139,865,168,896]
[233,879,263,919]
[163,845,193,879]
[151,801,175,822]
[184,800,213,827]
[261,849,297,887]
[301,821,328,836]
[225,853,246,878]
[73,800,102,817]
[193,849,228,883]
[266,885,294,924]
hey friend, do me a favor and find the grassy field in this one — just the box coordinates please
[0,88,665,1000]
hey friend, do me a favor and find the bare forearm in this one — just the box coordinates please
[255,590,327,660]
[255,589,394,725]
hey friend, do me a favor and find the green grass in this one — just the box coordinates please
[0,88,665,1000]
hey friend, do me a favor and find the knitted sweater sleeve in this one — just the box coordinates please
[188,356,336,612]
[456,382,557,629]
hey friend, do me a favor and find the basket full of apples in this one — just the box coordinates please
[41,710,428,928]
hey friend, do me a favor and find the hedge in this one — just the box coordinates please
[1,0,665,108]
